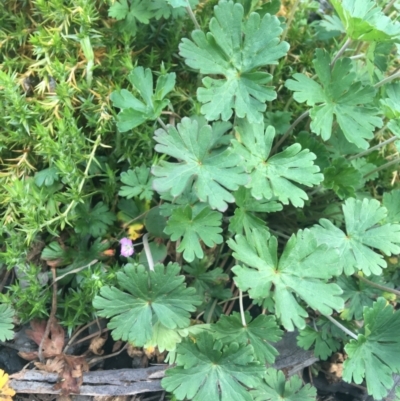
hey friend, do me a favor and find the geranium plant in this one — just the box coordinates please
[2,0,400,400]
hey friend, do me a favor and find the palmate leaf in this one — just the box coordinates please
[110,67,175,132]
[74,202,116,238]
[0,304,14,341]
[285,49,382,149]
[179,0,289,123]
[312,198,400,276]
[214,312,282,364]
[381,83,400,119]
[93,263,201,346]
[383,189,400,223]
[297,318,345,360]
[228,229,343,331]
[144,321,209,352]
[108,0,155,35]
[330,0,400,42]
[323,157,363,199]
[183,258,230,299]
[152,117,249,211]
[252,368,316,401]
[119,165,154,201]
[162,332,265,401]
[164,205,223,262]
[229,187,282,236]
[343,298,400,400]
[232,120,323,207]
[337,276,382,321]
[150,0,199,19]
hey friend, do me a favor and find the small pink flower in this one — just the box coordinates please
[120,237,134,257]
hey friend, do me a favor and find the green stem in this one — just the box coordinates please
[384,0,397,13]
[271,110,309,154]
[356,274,400,297]
[157,117,168,131]
[143,233,154,272]
[206,298,218,323]
[280,0,300,43]
[185,1,200,30]
[324,314,358,340]
[330,38,352,67]
[348,134,395,161]
[363,158,400,178]
[375,70,400,88]
[270,0,300,78]
[239,290,247,327]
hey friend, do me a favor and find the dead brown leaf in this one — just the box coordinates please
[53,355,88,396]
[126,344,143,358]
[25,320,65,357]
[35,355,64,374]
[89,334,107,355]
[111,340,123,353]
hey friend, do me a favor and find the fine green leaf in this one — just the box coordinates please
[229,187,282,236]
[110,67,176,132]
[228,229,343,331]
[337,275,382,321]
[119,165,154,201]
[312,198,400,276]
[214,312,282,364]
[164,205,223,262]
[93,263,201,346]
[285,49,382,149]
[74,202,116,238]
[330,0,400,42]
[323,157,363,199]
[252,368,317,401]
[152,117,249,211]
[343,298,400,400]
[232,120,323,207]
[383,189,400,224]
[162,332,265,401]
[0,304,15,341]
[179,0,289,123]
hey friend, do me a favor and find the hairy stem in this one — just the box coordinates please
[348,134,395,161]
[185,1,200,30]
[206,298,218,323]
[324,314,358,340]
[364,158,400,178]
[375,70,400,88]
[270,0,300,78]
[239,290,247,326]
[330,38,352,67]
[384,0,397,13]
[157,117,168,131]
[356,274,400,297]
[143,233,154,272]
[271,110,310,154]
